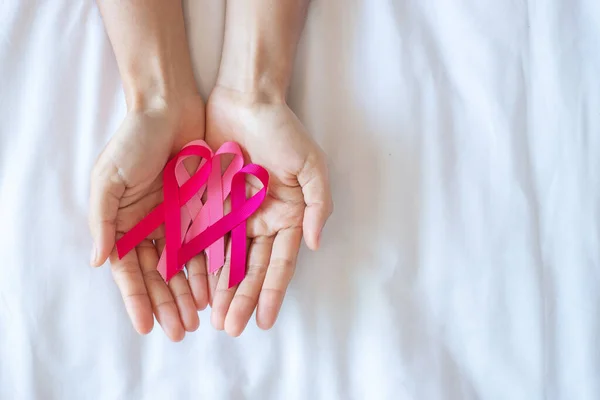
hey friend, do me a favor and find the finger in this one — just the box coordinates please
[138,241,185,342]
[224,236,274,337]
[207,236,229,307]
[168,272,200,332]
[297,153,333,250]
[256,227,302,330]
[210,239,237,330]
[155,239,199,333]
[89,160,125,266]
[186,252,209,311]
[108,246,154,335]
[207,266,220,307]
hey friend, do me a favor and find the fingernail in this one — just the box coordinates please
[90,243,97,266]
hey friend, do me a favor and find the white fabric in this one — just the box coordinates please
[1,0,599,398]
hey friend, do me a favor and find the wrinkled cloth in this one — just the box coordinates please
[0,1,599,399]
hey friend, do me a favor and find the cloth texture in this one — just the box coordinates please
[0,1,599,399]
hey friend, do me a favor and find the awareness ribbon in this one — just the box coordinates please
[115,141,269,288]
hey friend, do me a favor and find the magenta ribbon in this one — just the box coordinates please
[115,140,269,288]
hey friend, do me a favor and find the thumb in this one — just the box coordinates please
[88,161,125,267]
[298,153,333,251]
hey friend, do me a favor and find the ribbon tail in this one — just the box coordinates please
[206,156,225,274]
[163,157,182,281]
[228,171,247,288]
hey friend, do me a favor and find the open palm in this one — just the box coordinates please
[204,87,333,336]
[89,96,208,342]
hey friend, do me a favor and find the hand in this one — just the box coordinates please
[205,86,333,336]
[89,95,209,341]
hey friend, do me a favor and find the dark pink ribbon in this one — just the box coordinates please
[115,141,269,288]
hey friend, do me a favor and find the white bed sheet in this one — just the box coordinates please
[1,0,599,399]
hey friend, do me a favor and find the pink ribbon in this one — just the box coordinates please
[115,141,269,288]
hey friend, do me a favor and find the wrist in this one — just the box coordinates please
[214,0,310,104]
[122,63,199,113]
[216,50,290,104]
[98,0,200,112]
[216,10,295,104]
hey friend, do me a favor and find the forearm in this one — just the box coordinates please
[97,0,197,111]
[217,0,310,102]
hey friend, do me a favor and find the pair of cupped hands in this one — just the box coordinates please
[88,86,333,341]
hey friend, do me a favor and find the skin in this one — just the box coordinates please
[89,0,333,340]
[205,0,333,337]
[91,0,206,342]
